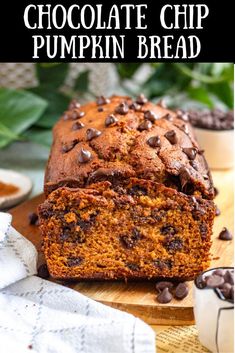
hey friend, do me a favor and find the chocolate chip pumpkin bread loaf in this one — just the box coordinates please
[38,95,216,280]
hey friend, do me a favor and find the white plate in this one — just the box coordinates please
[0,169,32,209]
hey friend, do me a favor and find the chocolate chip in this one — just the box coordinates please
[176,110,189,122]
[182,147,197,160]
[179,167,191,191]
[105,114,118,127]
[115,102,129,115]
[129,102,142,112]
[96,263,106,269]
[132,227,142,240]
[62,139,79,153]
[28,212,38,225]
[120,228,142,249]
[28,344,33,350]
[151,209,166,221]
[160,225,177,236]
[39,207,53,219]
[192,203,206,220]
[181,124,189,134]
[77,220,91,232]
[71,110,79,120]
[156,288,173,303]
[131,214,150,225]
[59,231,71,241]
[164,237,183,252]
[182,114,189,122]
[72,121,85,130]
[153,259,173,270]
[67,257,83,267]
[199,223,208,240]
[191,196,206,217]
[190,196,197,205]
[97,107,104,112]
[136,94,148,105]
[224,270,234,285]
[196,274,207,289]
[214,187,219,197]
[63,113,70,121]
[157,99,167,108]
[203,174,209,180]
[128,185,147,196]
[77,212,99,232]
[144,110,158,123]
[213,269,225,276]
[176,110,183,118]
[127,263,140,271]
[206,275,225,288]
[220,283,232,299]
[96,96,110,105]
[231,286,234,301]
[218,227,233,241]
[71,110,85,120]
[147,135,161,148]
[215,206,221,216]
[76,232,88,243]
[69,99,80,110]
[164,130,177,144]
[86,128,101,141]
[156,281,174,293]
[114,186,127,195]
[175,282,189,299]
[138,120,152,131]
[78,148,92,163]
[189,160,198,171]
[163,113,174,122]
[120,235,134,249]
[187,109,234,131]
[37,264,49,279]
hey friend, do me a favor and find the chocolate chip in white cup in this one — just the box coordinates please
[194,267,234,353]
[187,109,234,170]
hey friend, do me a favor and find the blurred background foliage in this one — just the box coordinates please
[0,63,233,148]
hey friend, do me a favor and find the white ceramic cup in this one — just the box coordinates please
[194,267,234,353]
[194,128,234,170]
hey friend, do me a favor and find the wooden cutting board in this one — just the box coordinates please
[9,170,234,326]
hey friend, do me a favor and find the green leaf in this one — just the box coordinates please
[116,63,142,79]
[209,82,234,108]
[187,87,213,108]
[28,86,70,128]
[23,128,52,147]
[36,63,69,88]
[195,63,214,75]
[73,70,90,92]
[39,63,61,68]
[174,63,232,84]
[0,121,20,140]
[143,63,191,98]
[210,63,233,78]
[0,88,47,148]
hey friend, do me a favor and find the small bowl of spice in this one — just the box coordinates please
[187,109,234,170]
[194,267,234,353]
[0,169,32,209]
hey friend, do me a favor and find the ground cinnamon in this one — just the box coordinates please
[0,181,19,196]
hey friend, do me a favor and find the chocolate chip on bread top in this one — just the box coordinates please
[39,95,215,280]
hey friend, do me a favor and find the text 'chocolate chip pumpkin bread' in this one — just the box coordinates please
[38,95,216,280]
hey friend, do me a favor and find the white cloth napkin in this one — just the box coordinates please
[0,212,156,353]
